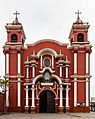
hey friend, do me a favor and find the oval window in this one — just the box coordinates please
[44,58,50,67]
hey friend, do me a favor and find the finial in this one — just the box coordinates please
[33,50,35,55]
[60,50,62,55]
[66,56,68,61]
[26,56,28,62]
[13,11,20,19]
[75,10,81,19]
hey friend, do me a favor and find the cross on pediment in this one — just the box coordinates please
[13,11,20,19]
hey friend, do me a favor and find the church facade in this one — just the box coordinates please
[3,13,92,113]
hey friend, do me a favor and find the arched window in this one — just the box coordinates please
[77,33,84,42]
[11,34,18,42]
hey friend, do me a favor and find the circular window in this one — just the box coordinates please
[44,58,50,67]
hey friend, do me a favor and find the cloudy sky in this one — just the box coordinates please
[0,0,95,98]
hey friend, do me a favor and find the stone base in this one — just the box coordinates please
[31,107,36,113]
[66,107,69,112]
[25,107,29,113]
[59,107,63,113]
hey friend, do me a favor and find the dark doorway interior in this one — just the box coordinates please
[39,91,55,113]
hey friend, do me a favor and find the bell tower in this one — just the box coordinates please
[69,11,92,112]
[69,10,90,45]
[3,12,26,112]
[5,11,26,45]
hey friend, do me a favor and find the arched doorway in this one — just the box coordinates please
[39,90,55,113]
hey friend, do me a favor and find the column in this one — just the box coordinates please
[52,55,54,68]
[6,78,9,107]
[31,85,35,107]
[60,65,62,78]
[66,85,69,107]
[74,52,77,107]
[6,53,9,74]
[25,85,28,107]
[17,53,21,107]
[66,66,68,78]
[6,53,9,107]
[59,85,63,107]
[32,66,35,78]
[26,66,29,79]
[86,52,89,106]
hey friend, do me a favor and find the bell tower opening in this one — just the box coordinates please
[39,90,55,113]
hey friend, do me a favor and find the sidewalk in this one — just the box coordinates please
[0,112,95,119]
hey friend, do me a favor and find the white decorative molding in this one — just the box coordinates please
[41,83,53,86]
[60,66,62,77]
[18,53,21,74]
[40,55,42,69]
[31,85,35,107]
[37,48,57,58]
[6,53,9,74]
[32,74,43,84]
[86,53,89,74]
[66,67,68,78]
[86,78,89,106]
[26,67,29,78]
[25,86,29,107]
[52,55,54,68]
[6,78,9,107]
[66,85,69,107]
[74,78,77,107]
[74,53,77,74]
[59,85,63,107]
[18,78,20,107]
[26,39,68,47]
[71,75,91,78]
[32,66,35,78]
[39,67,55,74]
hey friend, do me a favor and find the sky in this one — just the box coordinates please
[0,0,95,98]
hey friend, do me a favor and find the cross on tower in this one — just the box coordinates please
[13,11,20,19]
[75,10,81,18]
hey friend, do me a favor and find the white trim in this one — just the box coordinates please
[31,85,35,107]
[86,78,89,106]
[66,85,69,107]
[74,53,77,74]
[52,74,62,84]
[74,78,77,107]
[40,55,42,69]
[32,66,35,78]
[18,78,20,107]
[6,53,9,74]
[26,67,29,78]
[18,53,21,74]
[26,86,28,107]
[26,39,68,47]
[41,83,53,86]
[59,85,63,107]
[37,48,57,58]
[32,74,62,85]
[52,55,54,68]
[66,67,68,78]
[60,66,62,77]
[6,78,9,107]
[86,53,89,74]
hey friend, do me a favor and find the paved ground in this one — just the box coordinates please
[0,112,95,119]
